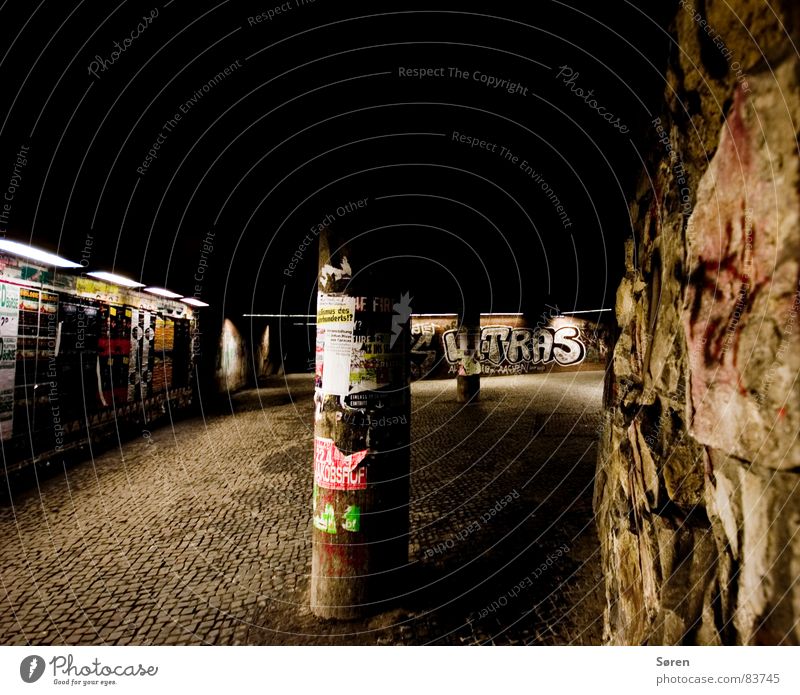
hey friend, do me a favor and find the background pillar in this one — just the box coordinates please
[456,305,481,403]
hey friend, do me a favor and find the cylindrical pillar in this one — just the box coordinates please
[456,306,481,403]
[310,227,411,619]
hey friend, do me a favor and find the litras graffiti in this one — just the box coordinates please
[407,314,609,379]
[441,325,586,374]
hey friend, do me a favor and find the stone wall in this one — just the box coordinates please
[595,0,800,645]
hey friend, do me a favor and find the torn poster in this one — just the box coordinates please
[313,436,369,490]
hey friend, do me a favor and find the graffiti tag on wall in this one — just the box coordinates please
[410,324,587,379]
[445,324,585,366]
[408,317,606,379]
[410,322,439,378]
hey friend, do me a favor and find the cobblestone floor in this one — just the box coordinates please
[1,371,606,645]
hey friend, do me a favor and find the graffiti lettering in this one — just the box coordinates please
[507,328,532,364]
[551,325,585,365]
[443,325,586,368]
[480,326,508,364]
[410,322,438,378]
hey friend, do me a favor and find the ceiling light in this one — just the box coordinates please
[0,239,82,268]
[86,271,145,288]
[144,287,183,299]
[181,297,209,307]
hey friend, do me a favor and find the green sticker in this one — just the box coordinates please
[342,505,361,532]
[314,503,337,534]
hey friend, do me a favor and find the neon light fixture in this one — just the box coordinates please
[144,287,183,299]
[181,297,209,307]
[86,271,145,288]
[0,239,81,268]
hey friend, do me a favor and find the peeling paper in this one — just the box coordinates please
[313,388,324,421]
[319,256,352,288]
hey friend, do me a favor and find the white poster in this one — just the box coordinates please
[317,293,355,396]
[0,282,20,440]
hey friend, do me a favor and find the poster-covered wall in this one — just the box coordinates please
[0,281,20,439]
[0,253,196,457]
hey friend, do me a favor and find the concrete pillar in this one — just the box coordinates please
[310,227,411,619]
[456,306,481,403]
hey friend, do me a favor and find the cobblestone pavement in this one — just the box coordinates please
[1,371,606,645]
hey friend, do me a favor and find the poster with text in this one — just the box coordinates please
[0,282,21,440]
[317,293,355,396]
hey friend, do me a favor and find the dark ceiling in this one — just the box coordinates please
[0,0,676,319]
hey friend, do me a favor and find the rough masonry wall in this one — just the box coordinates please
[596,0,800,644]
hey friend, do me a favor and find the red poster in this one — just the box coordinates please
[313,437,368,490]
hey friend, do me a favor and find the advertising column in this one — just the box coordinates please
[310,227,411,619]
